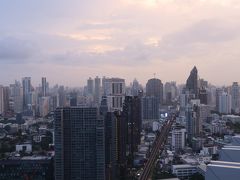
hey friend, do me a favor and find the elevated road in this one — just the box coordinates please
[139,115,175,180]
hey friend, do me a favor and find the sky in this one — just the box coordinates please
[1,0,240,87]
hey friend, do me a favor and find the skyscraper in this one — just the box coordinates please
[0,86,4,114]
[219,92,232,114]
[186,99,201,141]
[0,85,10,115]
[131,79,141,96]
[122,96,142,167]
[42,77,47,97]
[94,76,101,105]
[216,88,223,112]
[142,96,160,123]
[87,77,94,96]
[146,78,163,104]
[164,81,178,104]
[11,81,23,113]
[231,82,239,113]
[104,78,125,111]
[186,66,198,98]
[22,77,32,109]
[199,88,208,105]
[100,96,127,180]
[54,107,105,180]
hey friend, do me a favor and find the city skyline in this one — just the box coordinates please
[1,0,240,86]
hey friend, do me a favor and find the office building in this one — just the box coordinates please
[11,81,23,113]
[231,82,240,113]
[131,79,141,96]
[0,156,54,180]
[103,78,125,111]
[164,81,178,104]
[216,88,223,112]
[199,88,208,105]
[219,92,232,114]
[42,77,47,97]
[87,77,94,96]
[69,91,77,106]
[172,164,197,179]
[171,127,186,152]
[94,76,101,105]
[122,96,142,166]
[0,86,10,115]
[142,96,160,123]
[186,100,202,141]
[0,86,4,114]
[186,66,199,98]
[54,107,105,180]
[146,78,163,104]
[22,77,32,109]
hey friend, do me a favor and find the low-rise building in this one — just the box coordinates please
[172,164,197,179]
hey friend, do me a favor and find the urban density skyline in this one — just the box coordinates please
[0,68,239,88]
[1,0,240,86]
[2,1,240,179]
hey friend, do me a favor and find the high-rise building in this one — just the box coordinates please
[0,85,10,115]
[11,81,23,113]
[87,77,94,96]
[42,77,47,97]
[216,88,223,111]
[58,86,66,107]
[122,96,142,167]
[94,76,101,105]
[104,78,125,111]
[186,66,198,98]
[146,78,163,104]
[39,97,50,117]
[22,77,32,109]
[219,92,232,114]
[231,82,240,113]
[199,88,208,105]
[171,127,186,152]
[164,81,178,104]
[131,79,141,96]
[0,86,4,114]
[186,99,201,141]
[69,91,78,106]
[100,97,127,180]
[142,96,159,123]
[54,107,105,180]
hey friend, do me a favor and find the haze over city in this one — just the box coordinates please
[1,0,240,86]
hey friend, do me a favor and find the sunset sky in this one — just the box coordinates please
[1,0,240,86]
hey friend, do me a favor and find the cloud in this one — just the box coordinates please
[0,37,36,62]
[156,19,240,60]
[52,41,152,67]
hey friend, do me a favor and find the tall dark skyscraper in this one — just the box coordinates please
[146,78,163,104]
[42,77,47,97]
[94,76,101,105]
[122,96,142,167]
[199,88,208,105]
[54,107,105,180]
[186,66,199,98]
[22,77,32,109]
[100,95,128,180]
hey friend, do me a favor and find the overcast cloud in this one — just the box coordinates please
[0,0,240,86]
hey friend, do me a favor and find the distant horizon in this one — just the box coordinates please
[1,68,239,88]
[1,0,240,87]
